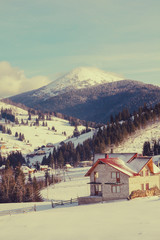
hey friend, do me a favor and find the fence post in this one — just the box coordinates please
[34,204,36,212]
[51,200,54,208]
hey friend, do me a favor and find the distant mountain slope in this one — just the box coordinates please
[9,79,160,123]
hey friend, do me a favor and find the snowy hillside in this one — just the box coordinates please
[33,67,125,98]
[0,101,94,160]
[1,100,160,164]
[114,120,160,154]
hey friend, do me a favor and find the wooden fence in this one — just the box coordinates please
[51,198,78,208]
[0,205,36,217]
[0,198,78,216]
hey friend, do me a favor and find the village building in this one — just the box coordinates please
[0,144,6,151]
[46,143,54,148]
[35,150,46,155]
[21,165,35,174]
[79,160,93,167]
[64,163,72,170]
[40,165,52,171]
[78,153,160,205]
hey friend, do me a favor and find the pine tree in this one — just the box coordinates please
[58,150,64,168]
[12,176,25,202]
[32,177,43,202]
[24,186,32,202]
[0,168,15,203]
[15,132,18,138]
[143,142,151,156]
[75,152,81,166]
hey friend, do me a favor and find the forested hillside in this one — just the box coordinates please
[9,80,160,123]
[41,103,160,167]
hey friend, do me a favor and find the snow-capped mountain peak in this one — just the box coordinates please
[33,67,125,98]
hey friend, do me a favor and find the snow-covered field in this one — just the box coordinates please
[1,166,160,240]
[41,167,90,201]
[0,101,94,162]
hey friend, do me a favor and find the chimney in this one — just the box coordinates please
[105,154,109,159]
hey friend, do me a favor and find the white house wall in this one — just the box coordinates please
[90,163,130,200]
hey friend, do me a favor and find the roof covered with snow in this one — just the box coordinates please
[101,158,137,176]
[94,153,137,163]
[86,154,160,177]
[127,157,151,173]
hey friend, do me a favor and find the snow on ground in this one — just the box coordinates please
[41,167,90,201]
[1,196,160,240]
[114,120,160,154]
[0,167,89,212]
[64,129,95,147]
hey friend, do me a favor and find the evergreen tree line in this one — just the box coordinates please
[0,124,12,135]
[41,103,160,167]
[110,103,160,124]
[0,167,42,203]
[41,141,92,168]
[0,108,15,122]
[91,103,160,154]
[0,153,58,203]
[27,106,98,128]
[15,132,25,141]
[0,152,26,168]
[1,99,99,130]
[143,139,160,156]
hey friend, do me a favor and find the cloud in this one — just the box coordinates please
[0,61,51,98]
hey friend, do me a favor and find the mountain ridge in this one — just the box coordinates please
[9,78,160,123]
[6,67,160,123]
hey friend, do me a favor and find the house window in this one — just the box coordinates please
[141,184,144,191]
[111,172,116,178]
[117,186,120,193]
[111,185,121,193]
[116,173,120,183]
[145,170,149,176]
[111,172,120,183]
[146,183,149,190]
[94,172,98,182]
[140,171,143,177]
[112,186,116,193]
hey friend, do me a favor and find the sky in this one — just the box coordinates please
[0,0,160,98]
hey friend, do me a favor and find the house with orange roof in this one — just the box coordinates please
[0,144,6,150]
[78,153,160,205]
